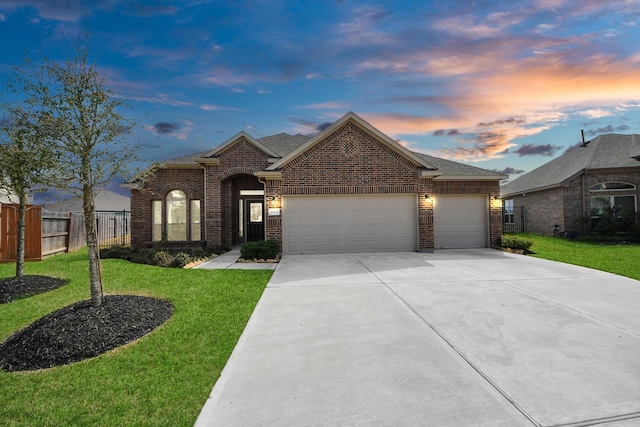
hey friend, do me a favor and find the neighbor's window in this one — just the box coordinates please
[166,190,187,241]
[589,182,635,192]
[590,195,636,217]
[503,199,515,224]
[191,200,201,241]
[152,200,162,242]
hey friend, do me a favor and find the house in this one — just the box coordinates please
[44,189,131,247]
[0,188,19,205]
[500,134,640,235]
[126,112,506,253]
[43,189,130,213]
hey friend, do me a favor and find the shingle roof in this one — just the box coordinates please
[501,134,640,197]
[44,190,130,212]
[257,133,309,156]
[412,152,507,179]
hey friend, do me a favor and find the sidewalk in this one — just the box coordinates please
[193,248,278,270]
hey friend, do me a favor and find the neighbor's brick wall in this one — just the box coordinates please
[131,168,204,247]
[508,169,640,236]
[509,187,564,235]
[564,176,584,232]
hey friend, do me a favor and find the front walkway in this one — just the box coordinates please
[194,248,277,270]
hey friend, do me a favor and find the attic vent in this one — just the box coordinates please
[340,135,360,157]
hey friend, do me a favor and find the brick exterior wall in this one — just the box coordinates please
[506,169,640,236]
[130,167,204,247]
[131,121,504,250]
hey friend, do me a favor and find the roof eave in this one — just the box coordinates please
[434,174,507,181]
[254,171,282,180]
[163,161,206,169]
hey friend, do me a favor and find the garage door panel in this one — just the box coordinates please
[434,196,487,249]
[283,195,417,254]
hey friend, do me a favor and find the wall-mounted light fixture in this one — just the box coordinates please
[269,196,277,207]
[493,195,501,200]
[424,194,431,201]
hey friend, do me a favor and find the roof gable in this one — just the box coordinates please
[204,131,281,158]
[267,112,437,171]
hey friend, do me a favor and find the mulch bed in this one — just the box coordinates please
[0,294,174,372]
[0,275,68,304]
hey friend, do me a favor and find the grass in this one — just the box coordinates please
[0,249,271,426]
[507,233,640,281]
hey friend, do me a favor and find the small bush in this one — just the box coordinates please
[100,245,229,268]
[152,251,173,268]
[240,240,280,260]
[240,242,261,260]
[171,252,193,268]
[499,235,532,251]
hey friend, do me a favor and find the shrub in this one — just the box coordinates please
[171,252,193,268]
[240,240,280,260]
[152,251,174,268]
[240,242,261,260]
[99,245,229,268]
[499,235,532,251]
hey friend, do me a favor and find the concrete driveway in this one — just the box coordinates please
[195,249,640,427]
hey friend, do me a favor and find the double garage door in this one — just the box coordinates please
[282,194,488,254]
[283,195,417,254]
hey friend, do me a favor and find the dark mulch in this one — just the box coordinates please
[0,275,68,304]
[0,295,174,372]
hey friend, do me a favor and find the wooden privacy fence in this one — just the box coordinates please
[0,204,42,262]
[41,211,86,257]
[1,205,131,262]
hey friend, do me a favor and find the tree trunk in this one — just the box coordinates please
[84,184,103,307]
[15,193,27,279]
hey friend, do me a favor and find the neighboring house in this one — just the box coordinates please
[43,189,130,212]
[500,134,640,235]
[44,189,131,247]
[0,188,19,205]
[126,112,506,253]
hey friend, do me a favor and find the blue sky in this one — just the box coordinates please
[2,0,640,185]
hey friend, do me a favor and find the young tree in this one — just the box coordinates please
[19,40,138,307]
[0,105,57,279]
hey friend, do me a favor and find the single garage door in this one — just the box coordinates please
[283,194,418,254]
[434,195,488,249]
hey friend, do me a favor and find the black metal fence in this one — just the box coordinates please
[96,210,130,247]
[502,206,525,233]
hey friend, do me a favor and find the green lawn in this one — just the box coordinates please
[508,233,640,281]
[0,250,271,427]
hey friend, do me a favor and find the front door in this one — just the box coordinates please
[245,199,264,242]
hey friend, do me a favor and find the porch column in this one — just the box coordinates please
[204,165,223,246]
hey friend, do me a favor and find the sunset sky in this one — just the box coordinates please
[1,0,640,185]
